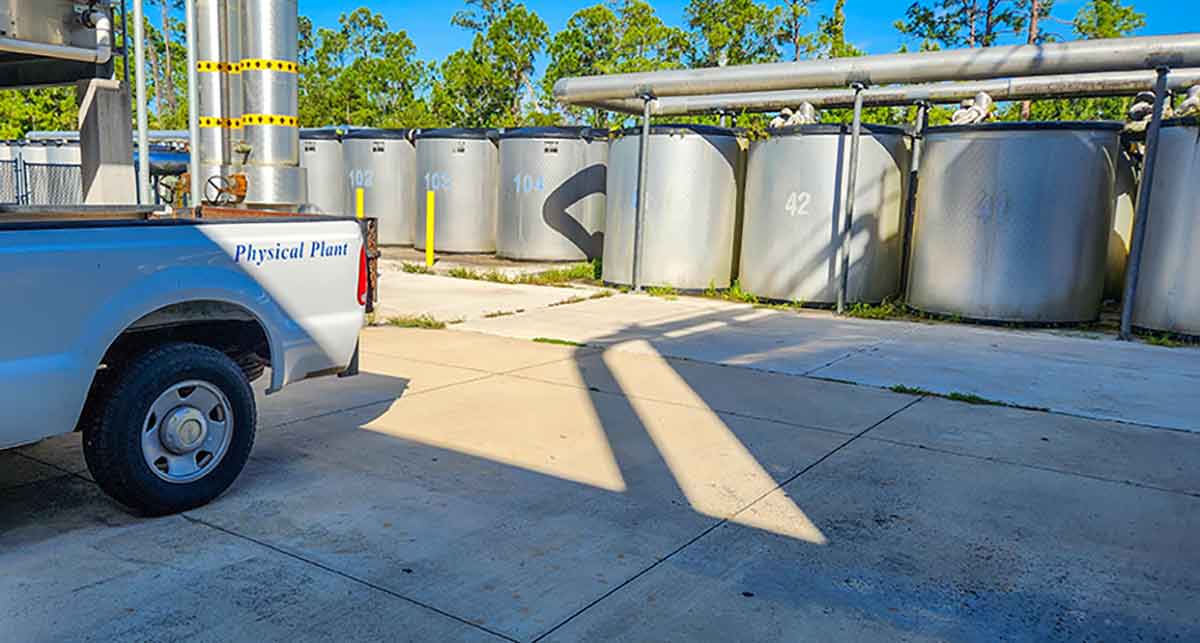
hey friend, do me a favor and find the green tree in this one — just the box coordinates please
[542,1,688,127]
[685,0,781,68]
[895,0,1029,48]
[299,10,434,128]
[774,0,815,61]
[432,2,548,127]
[1016,0,1145,121]
[812,0,904,124]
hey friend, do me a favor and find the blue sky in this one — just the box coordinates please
[296,0,1198,66]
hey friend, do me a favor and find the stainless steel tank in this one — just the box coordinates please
[1131,117,1200,336]
[740,124,909,305]
[22,141,82,206]
[195,0,240,187]
[603,125,744,289]
[344,129,417,245]
[908,122,1121,323]
[299,128,346,215]
[1104,149,1138,301]
[239,0,305,208]
[414,128,500,253]
[498,127,608,261]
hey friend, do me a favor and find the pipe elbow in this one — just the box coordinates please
[88,11,113,65]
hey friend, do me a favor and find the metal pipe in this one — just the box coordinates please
[1120,68,1171,340]
[899,102,927,299]
[587,68,1200,116]
[556,34,1200,104]
[120,0,130,87]
[0,12,113,65]
[185,0,201,206]
[837,84,866,315]
[133,0,149,204]
[632,96,653,292]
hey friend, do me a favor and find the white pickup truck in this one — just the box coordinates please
[0,206,367,515]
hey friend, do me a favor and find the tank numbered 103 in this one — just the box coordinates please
[785,191,812,217]
[511,174,545,194]
[425,172,452,192]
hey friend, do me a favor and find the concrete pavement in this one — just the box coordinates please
[3,322,1198,642]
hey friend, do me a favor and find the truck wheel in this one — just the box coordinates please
[83,342,257,516]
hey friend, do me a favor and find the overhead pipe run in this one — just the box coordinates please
[0,9,113,65]
[555,34,1200,104]
[586,68,1200,116]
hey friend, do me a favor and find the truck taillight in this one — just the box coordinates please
[357,246,368,306]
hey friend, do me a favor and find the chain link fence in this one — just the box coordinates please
[22,162,83,206]
[0,160,20,204]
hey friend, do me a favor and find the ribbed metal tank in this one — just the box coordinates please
[22,141,82,206]
[603,125,745,289]
[414,128,500,253]
[740,124,909,305]
[344,128,417,245]
[195,0,240,185]
[1104,149,1139,301]
[497,127,608,261]
[299,128,346,215]
[239,0,305,208]
[908,122,1121,323]
[1132,117,1200,336]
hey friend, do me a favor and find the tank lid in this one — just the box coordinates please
[618,124,742,138]
[300,128,343,141]
[500,126,609,141]
[766,123,908,137]
[342,128,414,141]
[414,127,499,141]
[1163,115,1199,128]
[926,120,1124,133]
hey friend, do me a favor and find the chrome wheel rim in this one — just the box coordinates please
[141,380,234,484]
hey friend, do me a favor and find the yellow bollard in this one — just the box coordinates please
[355,187,365,220]
[425,190,435,268]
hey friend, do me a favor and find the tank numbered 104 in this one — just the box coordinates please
[512,174,545,194]
[785,191,812,217]
[425,172,452,192]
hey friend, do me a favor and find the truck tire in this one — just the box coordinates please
[83,342,257,516]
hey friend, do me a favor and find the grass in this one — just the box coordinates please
[386,314,454,330]
[1144,333,1192,348]
[888,384,1049,412]
[550,290,614,307]
[483,309,524,318]
[445,260,602,288]
[845,299,907,320]
[532,337,585,347]
[701,280,759,305]
[646,285,679,300]
[400,262,434,274]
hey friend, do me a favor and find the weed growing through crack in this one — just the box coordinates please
[532,337,585,347]
[387,315,454,330]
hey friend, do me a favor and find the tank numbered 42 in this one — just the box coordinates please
[785,191,812,217]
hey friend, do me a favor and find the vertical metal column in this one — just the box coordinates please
[898,101,928,298]
[837,83,866,314]
[185,0,201,206]
[632,94,653,292]
[1119,67,1171,340]
[132,0,149,204]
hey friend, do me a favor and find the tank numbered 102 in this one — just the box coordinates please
[511,174,545,194]
[425,172,452,192]
[785,191,812,217]
[348,169,374,189]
